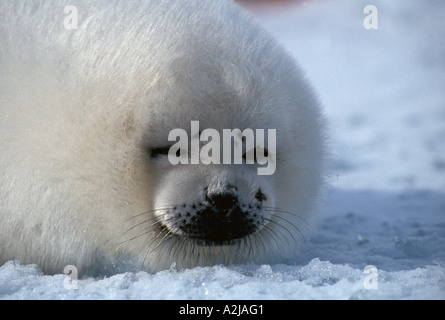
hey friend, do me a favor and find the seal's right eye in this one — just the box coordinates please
[149,146,172,158]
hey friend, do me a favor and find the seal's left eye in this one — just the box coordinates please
[149,146,172,158]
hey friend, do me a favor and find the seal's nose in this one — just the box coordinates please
[206,192,238,215]
[177,187,260,244]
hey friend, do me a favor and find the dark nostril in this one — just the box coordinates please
[206,193,238,213]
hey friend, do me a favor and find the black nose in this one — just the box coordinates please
[178,190,259,244]
[206,192,238,215]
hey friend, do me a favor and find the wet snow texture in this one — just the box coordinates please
[1,0,445,299]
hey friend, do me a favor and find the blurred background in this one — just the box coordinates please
[237,0,445,192]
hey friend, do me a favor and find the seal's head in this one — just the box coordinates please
[121,25,326,268]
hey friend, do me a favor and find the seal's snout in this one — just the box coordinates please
[175,186,267,245]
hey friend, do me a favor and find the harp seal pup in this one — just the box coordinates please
[0,0,325,275]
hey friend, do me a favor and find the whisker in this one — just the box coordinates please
[147,229,175,258]
[116,201,315,270]
[141,228,170,269]
[263,208,312,234]
[244,234,254,261]
[260,224,283,255]
[116,216,175,246]
[267,214,306,242]
[141,220,186,270]
[123,205,182,223]
[118,212,170,240]
[116,212,170,241]
[263,217,300,246]
[263,206,313,230]
[119,203,202,237]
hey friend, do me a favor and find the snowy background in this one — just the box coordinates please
[1,0,444,299]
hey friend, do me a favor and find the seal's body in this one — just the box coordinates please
[0,0,325,275]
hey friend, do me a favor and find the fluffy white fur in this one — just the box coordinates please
[0,0,325,275]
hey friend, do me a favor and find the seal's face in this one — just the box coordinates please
[132,54,286,253]
[141,103,277,247]
[150,154,275,246]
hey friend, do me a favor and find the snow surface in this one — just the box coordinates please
[1,0,445,300]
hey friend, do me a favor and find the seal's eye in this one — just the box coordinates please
[149,146,173,158]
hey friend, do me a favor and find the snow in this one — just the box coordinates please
[1,0,445,300]
[1,258,444,300]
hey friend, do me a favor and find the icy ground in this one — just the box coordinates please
[1,0,445,299]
